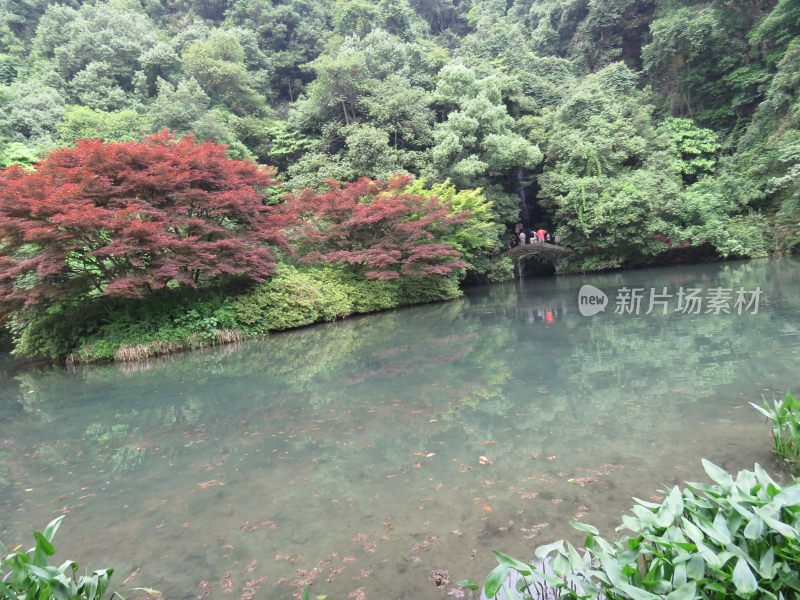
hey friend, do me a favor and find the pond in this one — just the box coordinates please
[1,258,799,600]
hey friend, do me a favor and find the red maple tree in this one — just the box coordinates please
[288,176,469,280]
[0,132,291,316]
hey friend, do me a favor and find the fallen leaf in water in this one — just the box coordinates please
[198,480,224,489]
[347,587,367,600]
[425,452,436,458]
[450,529,463,536]
[478,456,492,465]
[546,455,556,461]
[221,572,233,593]
[482,505,492,511]
[121,568,140,586]
[480,441,496,446]
[239,576,267,600]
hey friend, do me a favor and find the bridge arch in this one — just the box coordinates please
[504,243,570,278]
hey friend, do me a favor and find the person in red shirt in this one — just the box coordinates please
[537,228,546,242]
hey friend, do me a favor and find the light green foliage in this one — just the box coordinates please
[233,265,355,332]
[661,117,719,180]
[1,516,115,600]
[479,461,800,599]
[704,213,771,259]
[0,140,39,167]
[58,105,146,144]
[642,1,772,125]
[182,29,267,115]
[240,117,317,168]
[146,77,250,157]
[148,77,211,133]
[398,274,462,304]
[749,0,800,68]
[426,62,542,225]
[234,265,461,334]
[752,393,800,470]
[403,179,509,280]
[662,175,770,258]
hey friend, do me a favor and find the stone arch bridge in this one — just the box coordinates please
[503,243,571,277]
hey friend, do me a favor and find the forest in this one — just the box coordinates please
[0,0,799,361]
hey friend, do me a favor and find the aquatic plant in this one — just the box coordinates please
[752,393,800,470]
[1,516,114,599]
[472,460,800,599]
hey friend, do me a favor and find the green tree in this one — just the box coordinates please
[538,63,679,270]
[58,105,147,144]
[427,62,542,225]
[182,29,267,115]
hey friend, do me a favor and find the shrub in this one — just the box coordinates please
[12,286,242,362]
[474,460,800,599]
[1,516,114,599]
[233,265,354,332]
[398,275,462,304]
[752,393,800,470]
[335,271,403,313]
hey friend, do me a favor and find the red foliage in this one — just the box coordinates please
[288,176,469,280]
[0,132,292,316]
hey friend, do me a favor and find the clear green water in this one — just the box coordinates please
[1,259,799,600]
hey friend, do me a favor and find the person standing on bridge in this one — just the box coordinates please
[537,227,546,243]
[518,231,527,246]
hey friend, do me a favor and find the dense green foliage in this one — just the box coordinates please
[1,516,115,599]
[12,265,461,363]
[2,0,798,273]
[475,460,800,599]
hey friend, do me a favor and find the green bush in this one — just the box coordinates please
[753,393,800,471]
[13,287,242,362]
[233,265,354,332]
[474,460,800,599]
[11,265,463,362]
[334,271,403,313]
[1,516,114,600]
[398,275,462,304]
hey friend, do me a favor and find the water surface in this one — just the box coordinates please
[1,259,799,600]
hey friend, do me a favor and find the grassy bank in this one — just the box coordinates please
[10,265,462,364]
